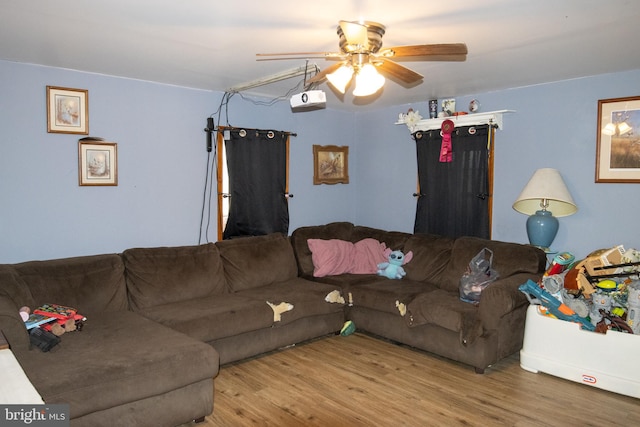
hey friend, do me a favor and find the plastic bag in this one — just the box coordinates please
[459,248,499,304]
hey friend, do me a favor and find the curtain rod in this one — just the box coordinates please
[217,125,297,137]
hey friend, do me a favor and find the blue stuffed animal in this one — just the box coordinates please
[377,249,414,280]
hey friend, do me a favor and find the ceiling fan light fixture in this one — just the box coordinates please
[326,65,354,94]
[338,20,370,51]
[352,63,385,97]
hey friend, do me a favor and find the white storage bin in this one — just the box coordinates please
[520,304,640,398]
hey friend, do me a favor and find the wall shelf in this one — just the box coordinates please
[396,110,515,132]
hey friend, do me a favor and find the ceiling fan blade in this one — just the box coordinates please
[256,52,345,62]
[305,62,345,85]
[257,56,342,62]
[339,20,369,47]
[382,43,468,59]
[376,59,423,84]
[257,52,335,57]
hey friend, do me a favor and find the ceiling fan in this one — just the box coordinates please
[257,20,467,97]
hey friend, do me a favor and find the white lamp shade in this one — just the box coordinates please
[326,65,354,94]
[512,168,578,217]
[352,63,385,96]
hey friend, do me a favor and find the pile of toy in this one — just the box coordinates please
[21,303,86,351]
[519,245,640,335]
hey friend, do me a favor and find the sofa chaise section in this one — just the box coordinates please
[0,254,219,427]
[16,311,219,426]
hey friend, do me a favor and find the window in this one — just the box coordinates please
[216,127,291,240]
[413,125,494,239]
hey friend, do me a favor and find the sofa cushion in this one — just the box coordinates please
[0,265,36,308]
[303,273,382,288]
[290,222,355,277]
[439,236,545,293]
[307,238,388,277]
[0,297,28,352]
[234,278,346,326]
[216,233,298,292]
[14,311,219,420]
[123,243,226,311]
[12,254,128,316]
[0,266,35,352]
[347,279,438,316]
[405,289,483,345]
[403,234,454,283]
[351,226,411,251]
[136,293,275,342]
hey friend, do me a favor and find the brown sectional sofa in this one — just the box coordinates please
[0,233,344,426]
[290,222,546,373]
[0,223,545,426]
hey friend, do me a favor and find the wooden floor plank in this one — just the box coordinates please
[179,333,639,426]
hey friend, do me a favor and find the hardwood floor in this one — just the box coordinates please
[180,333,639,426]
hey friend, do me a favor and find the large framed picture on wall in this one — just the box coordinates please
[596,95,640,183]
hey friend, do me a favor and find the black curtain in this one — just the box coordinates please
[223,128,289,239]
[413,125,491,239]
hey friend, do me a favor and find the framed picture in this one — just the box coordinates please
[313,145,349,185]
[47,86,89,134]
[596,96,640,183]
[78,140,118,186]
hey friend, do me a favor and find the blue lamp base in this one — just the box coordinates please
[526,210,559,250]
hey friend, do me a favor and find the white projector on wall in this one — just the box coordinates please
[290,90,326,109]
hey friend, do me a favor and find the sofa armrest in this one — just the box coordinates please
[0,295,29,352]
[478,273,540,330]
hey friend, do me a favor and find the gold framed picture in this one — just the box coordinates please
[313,145,349,185]
[78,140,117,186]
[596,95,640,183]
[47,86,89,134]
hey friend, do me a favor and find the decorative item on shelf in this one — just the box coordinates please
[512,168,577,251]
[442,99,456,116]
[429,99,438,118]
[403,108,423,132]
[395,110,514,133]
[469,99,480,113]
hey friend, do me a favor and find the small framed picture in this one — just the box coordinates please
[442,99,456,115]
[78,140,117,186]
[596,96,640,183]
[47,86,89,134]
[313,145,349,185]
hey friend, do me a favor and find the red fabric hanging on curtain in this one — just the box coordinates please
[439,119,454,162]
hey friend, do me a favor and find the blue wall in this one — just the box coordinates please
[0,60,355,262]
[356,70,640,259]
[2,59,639,263]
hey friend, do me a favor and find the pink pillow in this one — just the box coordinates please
[307,238,388,277]
[350,238,388,274]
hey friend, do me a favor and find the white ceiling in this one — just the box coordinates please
[2,0,640,111]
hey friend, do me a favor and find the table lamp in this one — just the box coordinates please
[512,168,577,250]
